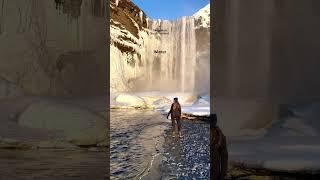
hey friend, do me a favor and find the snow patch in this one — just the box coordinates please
[193,4,210,28]
[114,94,147,108]
[227,101,320,172]
[139,11,143,22]
[111,92,210,117]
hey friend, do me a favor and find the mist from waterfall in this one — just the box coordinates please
[110,4,210,94]
[137,17,197,93]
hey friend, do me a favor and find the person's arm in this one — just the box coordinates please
[167,104,173,119]
[178,104,182,118]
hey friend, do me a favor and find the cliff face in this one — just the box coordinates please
[214,0,320,102]
[0,0,107,97]
[110,1,210,93]
[194,4,210,94]
[110,0,150,92]
[110,0,147,38]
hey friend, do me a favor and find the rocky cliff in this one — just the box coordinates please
[110,1,210,93]
[0,0,107,97]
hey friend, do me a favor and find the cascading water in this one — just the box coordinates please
[110,1,209,93]
[142,16,197,92]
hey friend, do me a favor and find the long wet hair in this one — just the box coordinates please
[210,114,218,127]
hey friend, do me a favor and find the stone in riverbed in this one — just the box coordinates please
[18,101,107,146]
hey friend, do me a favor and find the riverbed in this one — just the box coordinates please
[110,109,211,179]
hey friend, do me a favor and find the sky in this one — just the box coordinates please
[131,0,210,20]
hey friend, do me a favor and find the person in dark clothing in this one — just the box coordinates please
[210,114,228,180]
[167,97,182,138]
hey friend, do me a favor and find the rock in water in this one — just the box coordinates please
[18,101,106,146]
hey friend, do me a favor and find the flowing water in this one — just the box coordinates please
[110,108,211,179]
[143,17,197,92]
[110,14,198,93]
[110,109,168,179]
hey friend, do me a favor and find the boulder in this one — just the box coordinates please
[115,93,147,108]
[18,101,107,146]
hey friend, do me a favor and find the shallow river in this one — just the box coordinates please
[110,109,211,179]
[110,109,167,179]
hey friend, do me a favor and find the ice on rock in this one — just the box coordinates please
[111,92,209,117]
[193,4,210,28]
[115,0,119,6]
[111,15,198,93]
[115,94,146,108]
[139,11,143,22]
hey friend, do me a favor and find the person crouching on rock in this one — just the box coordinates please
[167,97,183,138]
[210,114,228,180]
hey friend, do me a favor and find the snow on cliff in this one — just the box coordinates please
[193,4,210,28]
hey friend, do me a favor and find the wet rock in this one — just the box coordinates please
[162,120,210,178]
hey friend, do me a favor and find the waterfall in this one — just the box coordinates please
[110,9,200,93]
[141,16,197,92]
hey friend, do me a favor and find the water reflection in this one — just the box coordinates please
[0,149,106,179]
[110,109,167,179]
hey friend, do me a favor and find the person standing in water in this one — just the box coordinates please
[167,97,183,138]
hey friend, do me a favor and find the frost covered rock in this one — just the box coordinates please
[0,0,107,97]
[281,117,318,136]
[115,94,147,108]
[18,101,106,146]
[146,17,149,28]
[110,1,208,93]
[193,4,210,29]
[215,98,278,137]
[139,11,143,22]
